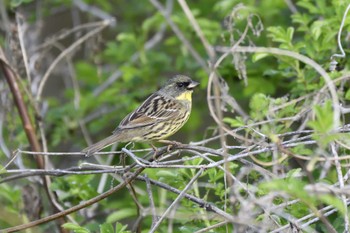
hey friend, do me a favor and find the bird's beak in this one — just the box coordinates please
[187,81,199,90]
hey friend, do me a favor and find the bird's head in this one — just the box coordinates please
[160,75,199,100]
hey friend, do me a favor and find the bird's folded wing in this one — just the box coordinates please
[113,93,182,132]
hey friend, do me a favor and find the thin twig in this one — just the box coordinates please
[331,143,349,232]
[73,0,116,24]
[36,19,113,101]
[1,148,167,232]
[216,45,341,129]
[149,168,204,233]
[0,46,44,168]
[92,0,172,96]
[330,3,350,60]
[145,174,159,228]
[177,0,215,59]
[194,221,229,233]
[15,13,32,83]
[149,0,208,71]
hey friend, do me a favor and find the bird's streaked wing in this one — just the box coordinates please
[113,93,182,132]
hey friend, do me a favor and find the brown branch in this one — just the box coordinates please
[1,147,172,232]
[2,166,145,232]
[0,46,44,168]
[0,46,69,232]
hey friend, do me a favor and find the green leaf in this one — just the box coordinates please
[223,116,245,127]
[142,13,162,32]
[106,209,136,223]
[156,170,177,179]
[260,178,314,204]
[10,0,33,8]
[100,223,114,233]
[292,13,312,32]
[297,0,320,14]
[207,168,224,183]
[252,53,269,62]
[286,27,294,41]
[318,194,346,216]
[0,184,21,206]
[0,165,7,174]
[267,26,295,49]
[310,21,328,40]
[62,223,90,233]
[76,61,100,83]
[249,93,270,119]
[308,100,333,133]
[244,78,276,97]
[345,89,350,100]
[115,222,130,233]
[117,33,136,42]
[286,168,302,179]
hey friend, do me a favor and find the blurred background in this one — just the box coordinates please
[1,0,350,232]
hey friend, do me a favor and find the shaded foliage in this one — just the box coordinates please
[1,0,350,232]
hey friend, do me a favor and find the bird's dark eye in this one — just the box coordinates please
[177,82,190,88]
[177,82,184,88]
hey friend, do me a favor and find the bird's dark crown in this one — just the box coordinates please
[165,75,199,91]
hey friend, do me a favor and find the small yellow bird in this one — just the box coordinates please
[82,75,199,156]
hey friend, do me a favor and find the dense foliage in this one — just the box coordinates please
[1,0,350,232]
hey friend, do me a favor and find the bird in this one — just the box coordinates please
[82,75,199,157]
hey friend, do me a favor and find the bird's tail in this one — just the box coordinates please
[82,134,122,157]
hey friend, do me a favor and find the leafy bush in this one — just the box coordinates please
[1,0,350,232]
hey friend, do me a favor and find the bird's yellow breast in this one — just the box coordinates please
[175,90,193,101]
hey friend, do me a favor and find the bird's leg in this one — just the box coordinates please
[121,153,127,168]
[158,139,182,145]
[150,143,158,160]
[158,139,182,152]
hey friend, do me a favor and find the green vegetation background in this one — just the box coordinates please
[1,0,350,232]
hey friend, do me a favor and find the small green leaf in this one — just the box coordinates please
[10,0,33,8]
[117,33,136,42]
[267,26,295,49]
[115,222,130,233]
[249,93,270,119]
[319,194,346,216]
[100,223,114,233]
[345,89,350,100]
[208,168,224,183]
[106,209,136,223]
[156,170,177,178]
[223,117,245,127]
[297,1,320,14]
[260,178,313,204]
[252,53,269,62]
[308,101,333,133]
[142,13,162,32]
[62,223,90,233]
[286,168,302,179]
[0,164,7,174]
[244,78,276,97]
[286,27,294,41]
[310,21,327,40]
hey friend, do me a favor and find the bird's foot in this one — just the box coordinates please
[158,140,183,152]
[83,150,93,157]
[150,143,158,161]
